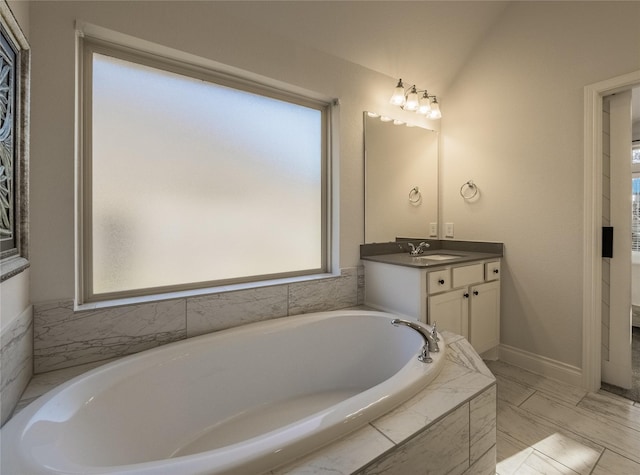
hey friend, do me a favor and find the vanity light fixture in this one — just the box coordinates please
[390,78,441,119]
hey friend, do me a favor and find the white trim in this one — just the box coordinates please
[500,343,583,388]
[583,70,640,392]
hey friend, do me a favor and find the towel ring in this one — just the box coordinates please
[409,186,421,204]
[460,180,478,200]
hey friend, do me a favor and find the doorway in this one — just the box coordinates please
[583,70,640,394]
[599,88,640,401]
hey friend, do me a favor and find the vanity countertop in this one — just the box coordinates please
[361,249,502,269]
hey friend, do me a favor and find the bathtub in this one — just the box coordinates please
[1,309,446,475]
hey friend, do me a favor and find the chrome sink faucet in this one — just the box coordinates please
[407,241,430,256]
[391,318,440,363]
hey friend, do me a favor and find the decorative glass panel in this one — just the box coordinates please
[0,26,16,255]
[0,3,29,283]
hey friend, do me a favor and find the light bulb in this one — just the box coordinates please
[389,79,406,106]
[404,86,419,111]
[429,98,441,119]
[417,92,431,115]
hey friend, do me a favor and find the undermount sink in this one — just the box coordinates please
[415,254,460,261]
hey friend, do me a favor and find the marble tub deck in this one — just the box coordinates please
[11,331,497,475]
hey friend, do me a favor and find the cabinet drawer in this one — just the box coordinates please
[485,261,501,281]
[452,263,484,288]
[428,269,451,294]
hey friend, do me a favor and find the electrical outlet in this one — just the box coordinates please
[429,222,438,237]
[445,222,454,238]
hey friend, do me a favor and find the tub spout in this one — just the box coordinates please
[391,318,440,363]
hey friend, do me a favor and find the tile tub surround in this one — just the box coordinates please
[0,305,33,426]
[33,267,362,373]
[11,331,497,475]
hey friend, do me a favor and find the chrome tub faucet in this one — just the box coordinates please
[391,318,440,363]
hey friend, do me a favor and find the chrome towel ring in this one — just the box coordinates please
[409,186,421,203]
[460,180,478,200]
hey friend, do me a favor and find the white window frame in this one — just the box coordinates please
[77,36,331,304]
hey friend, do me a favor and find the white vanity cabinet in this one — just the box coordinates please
[364,258,501,355]
[427,261,501,354]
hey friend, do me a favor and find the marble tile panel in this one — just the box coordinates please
[485,360,587,405]
[441,330,464,345]
[34,299,186,373]
[495,374,536,407]
[447,337,494,378]
[470,385,497,465]
[288,268,358,315]
[577,390,640,431]
[591,449,640,475]
[0,306,32,426]
[371,346,494,444]
[464,445,496,475]
[359,403,470,475]
[520,392,640,463]
[497,400,603,474]
[186,285,288,337]
[496,430,534,475]
[270,423,394,475]
[357,265,365,306]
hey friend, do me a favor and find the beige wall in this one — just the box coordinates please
[441,1,640,368]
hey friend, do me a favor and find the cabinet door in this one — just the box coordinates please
[469,280,500,354]
[428,289,469,339]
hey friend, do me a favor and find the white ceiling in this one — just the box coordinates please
[223,1,512,97]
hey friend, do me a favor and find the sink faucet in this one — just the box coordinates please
[407,242,430,256]
[391,318,440,363]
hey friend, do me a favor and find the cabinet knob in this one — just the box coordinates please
[463,292,469,298]
[438,279,445,285]
[473,290,479,296]
[493,269,499,274]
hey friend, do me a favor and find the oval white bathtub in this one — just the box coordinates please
[1,309,446,475]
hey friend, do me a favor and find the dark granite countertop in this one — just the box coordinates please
[360,239,503,269]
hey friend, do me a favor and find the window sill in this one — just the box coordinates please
[75,272,339,311]
[1,256,30,282]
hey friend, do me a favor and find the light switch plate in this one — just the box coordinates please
[429,222,438,237]
[445,222,454,238]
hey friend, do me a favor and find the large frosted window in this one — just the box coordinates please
[83,43,327,300]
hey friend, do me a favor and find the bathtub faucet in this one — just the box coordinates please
[391,318,440,363]
[407,242,430,255]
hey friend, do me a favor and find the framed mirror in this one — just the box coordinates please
[364,112,438,243]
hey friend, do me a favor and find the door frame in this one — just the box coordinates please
[583,70,640,392]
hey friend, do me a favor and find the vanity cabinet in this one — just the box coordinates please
[427,261,500,354]
[364,258,501,355]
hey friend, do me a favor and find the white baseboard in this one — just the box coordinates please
[499,343,583,388]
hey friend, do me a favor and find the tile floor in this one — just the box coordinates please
[488,360,640,475]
